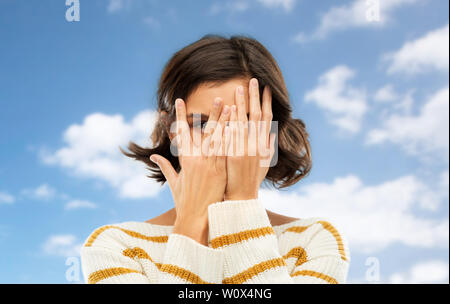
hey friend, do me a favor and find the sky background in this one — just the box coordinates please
[0,0,448,284]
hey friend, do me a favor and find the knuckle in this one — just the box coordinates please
[263,112,273,121]
[252,111,261,120]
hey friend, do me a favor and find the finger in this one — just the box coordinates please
[224,125,231,157]
[248,78,261,154]
[202,97,223,156]
[261,85,273,148]
[209,105,230,159]
[175,98,191,157]
[258,122,270,158]
[229,104,238,157]
[259,133,276,168]
[235,85,248,154]
[203,97,223,136]
[191,113,204,152]
[218,125,231,161]
[235,85,248,122]
[269,132,276,163]
[150,154,178,190]
[249,78,261,123]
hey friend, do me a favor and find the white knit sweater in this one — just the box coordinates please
[80,199,350,284]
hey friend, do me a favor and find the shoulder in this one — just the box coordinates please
[266,209,300,226]
[81,221,171,249]
[275,217,350,262]
[145,208,176,226]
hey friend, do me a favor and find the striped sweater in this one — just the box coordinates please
[80,199,350,284]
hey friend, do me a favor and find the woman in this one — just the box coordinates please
[80,34,350,284]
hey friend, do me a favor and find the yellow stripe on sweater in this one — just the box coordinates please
[283,226,310,234]
[291,270,338,284]
[317,221,348,261]
[123,247,212,283]
[222,257,286,284]
[124,247,214,284]
[84,225,168,247]
[282,221,348,262]
[282,246,308,267]
[88,267,142,284]
[210,226,275,249]
[122,247,162,269]
[159,264,213,284]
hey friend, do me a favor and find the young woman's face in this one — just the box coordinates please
[184,78,250,132]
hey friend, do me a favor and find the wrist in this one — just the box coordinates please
[173,215,209,246]
[224,192,258,201]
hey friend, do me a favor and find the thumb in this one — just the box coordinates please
[150,154,178,189]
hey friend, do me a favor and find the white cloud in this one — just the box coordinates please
[107,0,130,13]
[374,84,398,103]
[260,171,449,253]
[304,65,367,134]
[21,184,56,201]
[374,85,415,119]
[208,0,295,15]
[42,235,82,258]
[366,87,449,162]
[65,200,97,210]
[40,110,162,199]
[384,24,449,75]
[439,170,449,198]
[256,0,295,11]
[0,191,14,204]
[389,260,449,283]
[294,0,418,43]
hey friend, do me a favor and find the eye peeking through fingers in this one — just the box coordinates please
[191,120,208,133]
[187,113,210,134]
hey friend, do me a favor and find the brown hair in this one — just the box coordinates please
[120,34,312,189]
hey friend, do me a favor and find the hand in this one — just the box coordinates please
[224,78,276,201]
[150,98,231,245]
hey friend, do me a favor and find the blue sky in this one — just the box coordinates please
[0,0,448,284]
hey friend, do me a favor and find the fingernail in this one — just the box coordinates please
[176,99,183,107]
[231,105,236,112]
[214,98,221,107]
[237,86,244,95]
[251,78,258,87]
[149,155,158,164]
[223,105,230,114]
